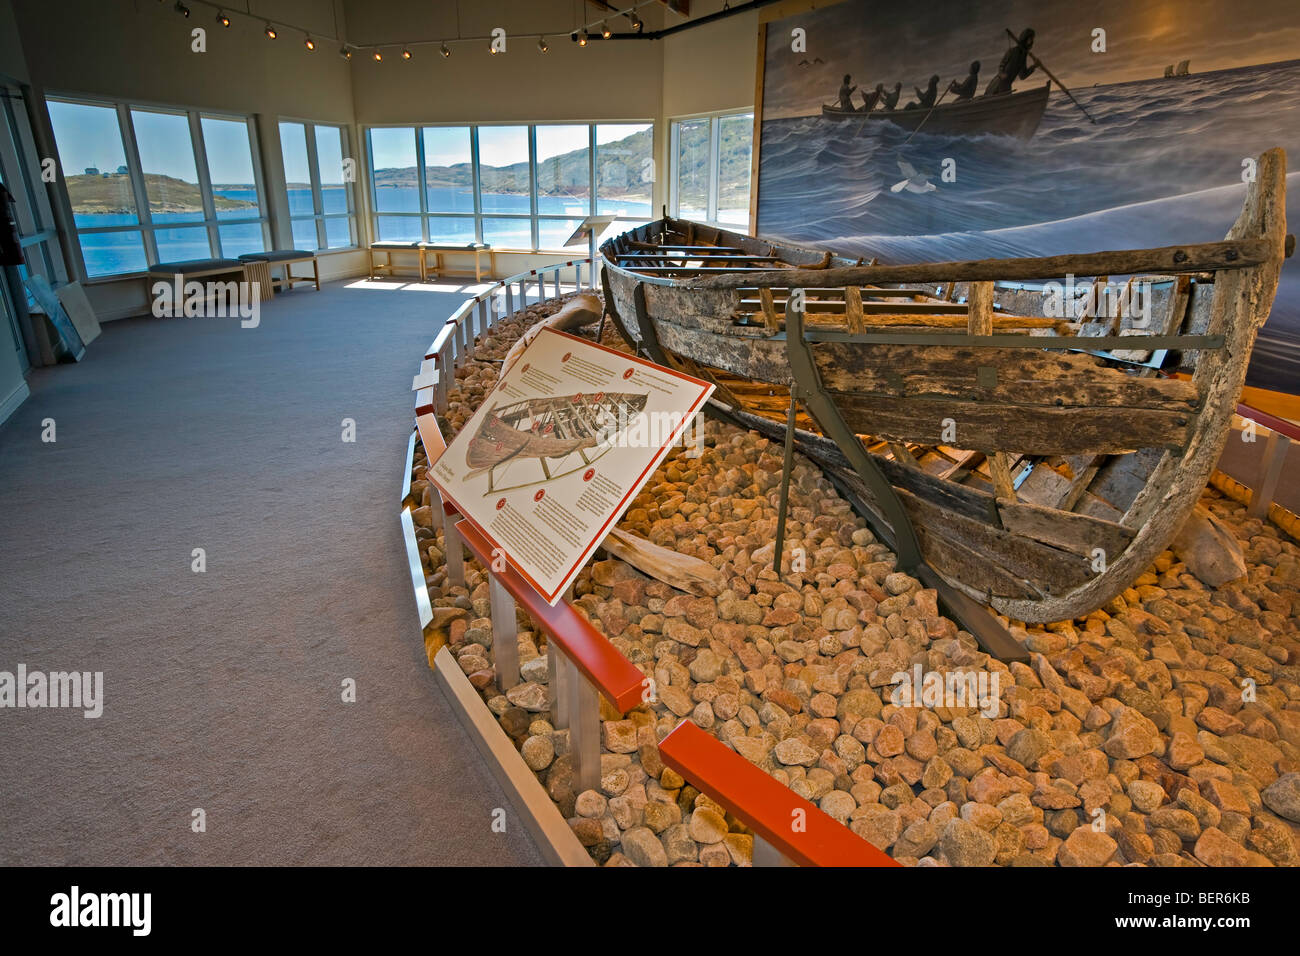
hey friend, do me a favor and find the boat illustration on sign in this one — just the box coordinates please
[466,392,649,492]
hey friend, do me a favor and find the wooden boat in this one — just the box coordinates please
[467,392,648,491]
[820,83,1050,140]
[599,148,1289,624]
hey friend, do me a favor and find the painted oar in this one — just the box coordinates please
[1006,27,1097,124]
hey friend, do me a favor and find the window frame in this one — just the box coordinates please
[364,120,654,254]
[668,107,754,229]
[0,81,67,289]
[279,117,360,252]
[44,92,271,280]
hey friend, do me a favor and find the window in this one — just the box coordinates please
[670,110,754,228]
[0,81,67,370]
[46,96,269,278]
[278,120,357,251]
[365,122,653,254]
[0,82,67,289]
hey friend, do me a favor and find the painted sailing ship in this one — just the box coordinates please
[467,392,649,491]
[599,148,1290,624]
[820,82,1050,140]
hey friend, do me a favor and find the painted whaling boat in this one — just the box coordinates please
[599,148,1290,624]
[821,82,1050,140]
[467,392,648,491]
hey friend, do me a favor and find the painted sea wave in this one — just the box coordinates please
[756,59,1300,392]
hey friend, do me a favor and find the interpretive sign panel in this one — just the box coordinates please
[430,327,713,604]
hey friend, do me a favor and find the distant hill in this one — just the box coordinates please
[66,172,256,215]
[373,126,658,199]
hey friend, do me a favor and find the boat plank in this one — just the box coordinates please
[997,499,1135,558]
[811,343,1198,410]
[828,390,1192,455]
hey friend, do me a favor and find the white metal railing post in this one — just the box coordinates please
[568,665,600,793]
[489,573,519,690]
[1249,427,1291,518]
[549,643,570,730]
[427,482,465,589]
[505,284,514,314]
[752,835,797,867]
[437,339,452,412]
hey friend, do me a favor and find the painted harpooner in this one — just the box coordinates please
[600,149,1289,623]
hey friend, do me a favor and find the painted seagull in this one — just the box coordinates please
[891,158,937,194]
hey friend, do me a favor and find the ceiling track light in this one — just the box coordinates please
[264,22,277,39]
[339,45,351,59]
[304,35,316,51]
[577,28,588,46]
[215,9,230,27]
[174,1,190,17]
[537,36,548,53]
[631,13,643,32]
[401,48,412,59]
[440,41,450,58]
[372,49,383,61]
[601,21,611,39]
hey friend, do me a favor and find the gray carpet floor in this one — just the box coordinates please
[0,278,543,866]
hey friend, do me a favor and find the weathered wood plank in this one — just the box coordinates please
[997,498,1135,559]
[656,320,793,385]
[967,282,995,335]
[829,391,1193,455]
[898,488,1095,594]
[811,343,1198,410]
[690,238,1276,290]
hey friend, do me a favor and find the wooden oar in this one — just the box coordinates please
[1006,27,1097,124]
[901,88,950,145]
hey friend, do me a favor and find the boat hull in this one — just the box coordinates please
[821,83,1050,140]
[598,151,1287,623]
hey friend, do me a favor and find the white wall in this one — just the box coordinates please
[3,0,772,324]
[9,0,363,319]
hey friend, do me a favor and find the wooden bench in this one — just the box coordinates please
[146,258,249,312]
[368,241,424,281]
[238,250,319,292]
[421,242,495,282]
[658,720,901,867]
[147,257,247,283]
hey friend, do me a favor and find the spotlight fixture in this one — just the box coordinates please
[601,21,611,39]
[488,41,499,55]
[440,41,450,58]
[372,49,382,61]
[215,9,230,27]
[264,22,277,39]
[631,13,643,32]
[537,36,548,53]
[577,28,588,46]
[174,1,190,17]
[339,45,351,59]
[304,35,316,52]
[401,48,412,59]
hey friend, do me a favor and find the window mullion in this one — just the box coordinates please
[588,124,597,219]
[528,125,538,253]
[119,104,157,264]
[707,117,720,224]
[470,126,482,244]
[415,126,429,243]
[189,111,221,257]
[303,122,326,249]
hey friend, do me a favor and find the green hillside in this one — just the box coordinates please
[66,172,256,215]
[373,126,657,199]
